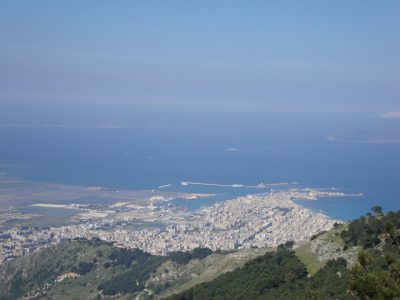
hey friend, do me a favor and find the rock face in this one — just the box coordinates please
[56,272,80,282]
[310,229,359,266]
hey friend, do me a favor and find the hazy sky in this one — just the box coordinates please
[0,1,399,128]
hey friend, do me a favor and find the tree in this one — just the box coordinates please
[371,206,383,215]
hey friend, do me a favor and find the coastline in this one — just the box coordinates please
[0,177,356,261]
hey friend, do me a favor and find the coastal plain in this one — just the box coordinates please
[0,174,361,263]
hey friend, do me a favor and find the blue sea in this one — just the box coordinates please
[0,124,399,220]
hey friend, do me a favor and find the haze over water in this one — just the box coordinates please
[1,115,399,220]
[0,2,399,220]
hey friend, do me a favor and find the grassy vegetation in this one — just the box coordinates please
[160,248,271,298]
[0,238,115,299]
[0,239,218,299]
[3,208,400,299]
[0,231,352,300]
[295,244,324,275]
[168,209,400,300]
[168,245,350,300]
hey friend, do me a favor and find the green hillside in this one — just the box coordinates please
[167,244,350,300]
[0,238,195,299]
[0,238,263,299]
[1,208,400,299]
[169,208,400,300]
